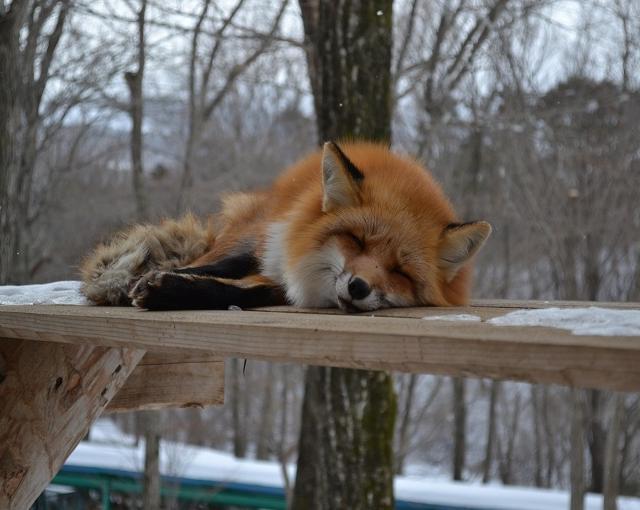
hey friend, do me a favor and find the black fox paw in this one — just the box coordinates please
[129,270,169,309]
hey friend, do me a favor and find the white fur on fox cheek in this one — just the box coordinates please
[285,242,345,308]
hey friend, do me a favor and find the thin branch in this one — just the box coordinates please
[189,0,211,123]
[35,0,69,107]
[395,0,418,75]
[202,0,289,121]
[200,0,247,105]
[444,0,511,93]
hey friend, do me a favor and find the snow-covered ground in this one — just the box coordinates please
[68,419,640,510]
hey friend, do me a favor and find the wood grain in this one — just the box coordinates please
[0,337,143,510]
[106,352,224,412]
[1,303,639,391]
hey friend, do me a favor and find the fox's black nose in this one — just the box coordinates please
[348,277,371,300]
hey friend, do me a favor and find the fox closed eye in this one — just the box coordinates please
[345,232,365,250]
[391,266,411,281]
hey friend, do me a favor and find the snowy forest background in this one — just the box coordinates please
[1,0,640,506]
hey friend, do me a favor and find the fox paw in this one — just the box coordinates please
[129,270,169,309]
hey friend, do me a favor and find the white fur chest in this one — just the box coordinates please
[260,220,344,308]
[261,221,288,286]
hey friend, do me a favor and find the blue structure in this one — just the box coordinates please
[37,463,472,510]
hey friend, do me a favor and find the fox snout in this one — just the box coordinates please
[335,272,384,312]
[348,277,371,300]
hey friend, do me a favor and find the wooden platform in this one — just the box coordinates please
[2,300,640,390]
[1,300,639,508]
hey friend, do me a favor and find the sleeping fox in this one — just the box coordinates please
[81,141,491,312]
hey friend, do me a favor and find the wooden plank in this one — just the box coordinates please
[0,304,639,391]
[106,352,224,412]
[256,299,639,315]
[469,298,640,310]
[0,337,143,510]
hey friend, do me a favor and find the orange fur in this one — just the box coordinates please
[259,142,476,306]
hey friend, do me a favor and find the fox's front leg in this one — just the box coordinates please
[173,252,260,279]
[129,271,286,310]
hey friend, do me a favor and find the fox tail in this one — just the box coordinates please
[80,214,214,306]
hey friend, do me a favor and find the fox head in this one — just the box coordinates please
[276,141,491,311]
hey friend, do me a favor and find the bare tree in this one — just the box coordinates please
[586,390,607,493]
[452,378,467,480]
[230,358,248,458]
[395,374,418,475]
[541,387,560,487]
[0,1,28,284]
[0,0,69,283]
[395,375,442,475]
[256,363,276,460]
[482,381,500,483]
[530,385,544,487]
[176,0,289,212]
[124,0,149,220]
[496,388,521,484]
[603,394,625,510]
[619,396,640,493]
[570,390,585,510]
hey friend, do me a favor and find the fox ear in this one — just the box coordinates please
[438,221,492,282]
[321,141,364,212]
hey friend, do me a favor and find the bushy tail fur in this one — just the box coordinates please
[80,214,215,305]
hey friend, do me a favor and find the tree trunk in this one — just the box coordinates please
[256,363,276,460]
[292,2,395,509]
[452,377,466,481]
[482,381,500,483]
[278,366,294,506]
[125,0,148,221]
[542,386,557,486]
[0,3,26,284]
[141,411,161,510]
[570,389,585,510]
[500,224,511,298]
[395,374,417,475]
[603,394,625,510]
[278,365,290,458]
[0,0,69,283]
[583,233,600,301]
[298,1,392,145]
[530,385,544,487]
[293,368,396,510]
[499,390,521,485]
[230,358,247,458]
[618,397,639,495]
[175,0,209,214]
[587,389,606,493]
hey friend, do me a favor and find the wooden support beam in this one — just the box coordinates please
[106,352,224,412]
[0,304,639,391]
[0,338,144,510]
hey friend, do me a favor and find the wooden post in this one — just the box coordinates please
[0,338,144,509]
